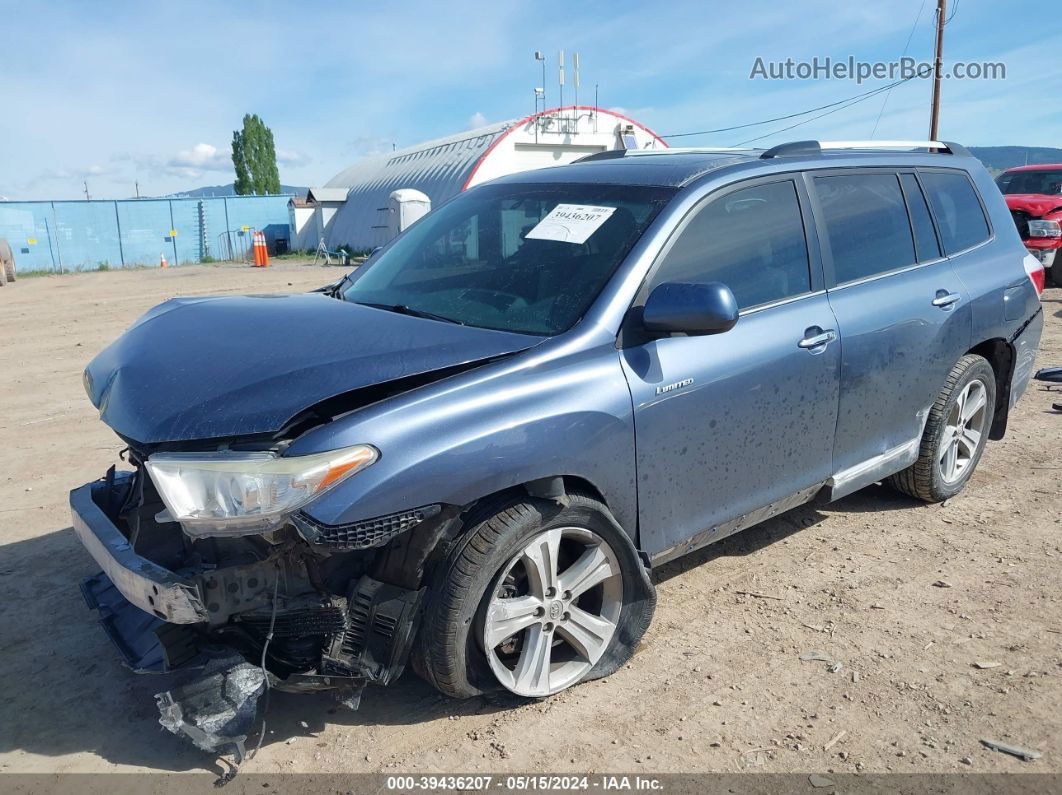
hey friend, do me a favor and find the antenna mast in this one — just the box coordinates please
[573,52,580,112]
[558,49,565,110]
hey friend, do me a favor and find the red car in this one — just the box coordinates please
[996,164,1062,287]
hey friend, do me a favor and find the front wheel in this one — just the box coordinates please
[887,354,995,503]
[413,493,655,699]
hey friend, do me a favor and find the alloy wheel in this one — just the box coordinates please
[938,378,989,484]
[481,526,623,697]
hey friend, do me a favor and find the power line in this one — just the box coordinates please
[871,0,928,138]
[730,73,924,147]
[661,74,921,140]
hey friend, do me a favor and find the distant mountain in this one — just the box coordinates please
[969,147,1062,174]
[168,183,308,198]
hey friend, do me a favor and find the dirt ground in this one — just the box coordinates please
[0,263,1060,778]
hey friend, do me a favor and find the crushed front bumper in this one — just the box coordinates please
[70,478,208,624]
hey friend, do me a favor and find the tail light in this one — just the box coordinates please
[1024,253,1045,296]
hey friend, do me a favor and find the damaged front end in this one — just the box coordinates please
[72,459,453,760]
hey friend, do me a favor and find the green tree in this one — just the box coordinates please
[231,113,281,195]
[232,128,252,195]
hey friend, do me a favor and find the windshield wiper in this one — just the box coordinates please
[355,302,466,325]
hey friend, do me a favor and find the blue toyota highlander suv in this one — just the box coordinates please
[71,140,1043,753]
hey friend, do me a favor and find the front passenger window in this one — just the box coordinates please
[651,180,812,309]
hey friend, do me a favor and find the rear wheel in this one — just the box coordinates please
[887,354,995,503]
[414,493,655,699]
[1048,265,1060,288]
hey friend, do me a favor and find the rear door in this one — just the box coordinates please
[622,176,840,560]
[807,169,973,498]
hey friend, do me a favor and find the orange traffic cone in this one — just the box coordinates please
[160,253,168,269]
[252,231,270,267]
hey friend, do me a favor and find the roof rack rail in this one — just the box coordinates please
[573,150,629,163]
[761,139,970,159]
[574,146,759,164]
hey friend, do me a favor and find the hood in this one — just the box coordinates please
[1004,194,1062,218]
[85,293,538,444]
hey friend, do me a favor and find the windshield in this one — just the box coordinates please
[996,170,1062,196]
[340,182,675,335]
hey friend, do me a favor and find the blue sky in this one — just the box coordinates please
[2,0,1059,200]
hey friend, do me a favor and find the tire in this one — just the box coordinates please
[0,262,7,287]
[1048,266,1060,289]
[413,492,656,700]
[887,354,996,503]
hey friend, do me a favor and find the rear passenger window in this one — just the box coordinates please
[652,180,811,309]
[919,171,991,254]
[900,173,942,262]
[814,173,916,284]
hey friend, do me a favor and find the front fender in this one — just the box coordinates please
[287,341,639,537]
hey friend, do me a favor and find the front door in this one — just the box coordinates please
[622,176,841,560]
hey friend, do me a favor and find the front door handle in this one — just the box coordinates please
[798,328,838,349]
[932,291,961,309]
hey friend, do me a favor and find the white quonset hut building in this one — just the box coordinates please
[318,107,666,251]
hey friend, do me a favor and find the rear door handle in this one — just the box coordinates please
[798,329,837,349]
[932,291,961,308]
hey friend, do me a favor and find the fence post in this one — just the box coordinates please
[51,202,64,274]
[43,215,56,270]
[113,200,126,267]
[223,197,231,259]
[168,200,178,266]
[198,200,208,261]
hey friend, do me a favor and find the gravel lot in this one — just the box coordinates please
[1,264,1060,777]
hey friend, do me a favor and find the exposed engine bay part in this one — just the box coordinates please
[155,654,266,764]
[293,504,441,550]
[75,461,450,767]
[71,477,208,624]
[322,576,426,685]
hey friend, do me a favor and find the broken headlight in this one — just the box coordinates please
[145,445,378,537]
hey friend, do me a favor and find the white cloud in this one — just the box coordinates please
[466,112,488,130]
[168,143,230,172]
[276,148,311,167]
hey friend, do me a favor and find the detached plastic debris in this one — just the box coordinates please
[155,654,266,764]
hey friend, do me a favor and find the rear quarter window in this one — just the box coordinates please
[919,171,991,254]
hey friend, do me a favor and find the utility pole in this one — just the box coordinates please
[929,0,946,140]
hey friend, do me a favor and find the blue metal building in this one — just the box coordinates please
[0,195,293,272]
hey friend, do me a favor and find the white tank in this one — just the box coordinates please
[387,189,431,241]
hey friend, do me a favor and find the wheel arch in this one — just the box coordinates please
[372,473,638,592]
[967,337,1014,440]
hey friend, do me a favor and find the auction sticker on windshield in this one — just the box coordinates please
[525,204,616,244]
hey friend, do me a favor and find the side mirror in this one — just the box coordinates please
[642,281,739,336]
